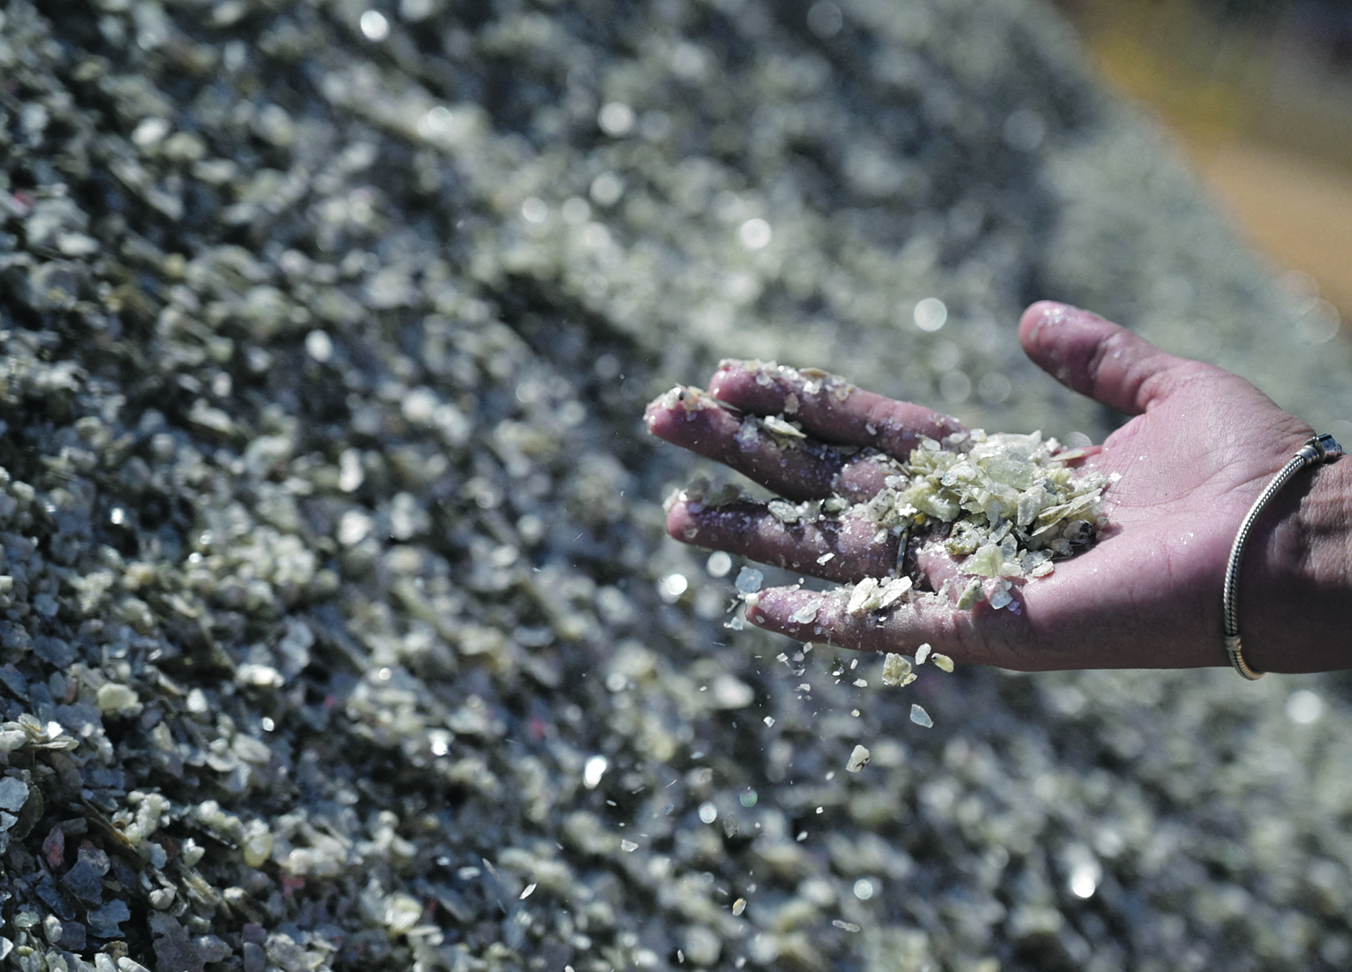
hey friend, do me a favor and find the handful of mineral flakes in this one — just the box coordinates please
[857,428,1110,611]
[649,360,1112,618]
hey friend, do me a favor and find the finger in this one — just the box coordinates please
[747,536,1216,672]
[1018,302,1215,417]
[746,587,1049,670]
[745,583,1040,668]
[665,493,900,581]
[645,385,908,502]
[708,360,966,461]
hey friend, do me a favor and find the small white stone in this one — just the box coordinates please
[847,576,879,614]
[735,566,764,594]
[789,602,819,625]
[881,653,912,686]
[96,682,141,714]
[762,414,805,438]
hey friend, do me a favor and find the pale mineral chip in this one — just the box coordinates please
[876,575,912,608]
[881,653,912,686]
[762,414,806,438]
[945,520,981,555]
[241,822,273,869]
[932,652,954,673]
[846,576,879,614]
[915,643,931,665]
[711,673,755,709]
[788,602,819,625]
[732,898,747,916]
[0,777,29,813]
[583,755,608,789]
[735,566,764,594]
[846,744,871,772]
[752,362,777,386]
[965,543,1004,578]
[236,663,284,689]
[910,704,933,728]
[95,682,141,714]
[955,577,985,609]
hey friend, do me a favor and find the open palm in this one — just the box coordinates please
[646,303,1341,672]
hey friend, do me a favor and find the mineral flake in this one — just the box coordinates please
[881,653,913,686]
[735,566,765,594]
[846,574,913,614]
[789,602,820,625]
[762,414,806,438]
[0,777,28,813]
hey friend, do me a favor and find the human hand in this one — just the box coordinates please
[646,302,1350,673]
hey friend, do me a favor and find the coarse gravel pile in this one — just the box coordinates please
[2,0,1352,970]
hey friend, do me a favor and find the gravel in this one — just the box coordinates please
[2,0,1352,969]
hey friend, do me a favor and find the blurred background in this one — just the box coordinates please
[1060,0,1352,323]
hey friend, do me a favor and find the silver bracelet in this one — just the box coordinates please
[1223,433,1344,679]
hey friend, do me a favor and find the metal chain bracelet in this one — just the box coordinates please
[1223,433,1344,679]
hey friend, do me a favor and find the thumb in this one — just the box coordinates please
[1018,302,1208,417]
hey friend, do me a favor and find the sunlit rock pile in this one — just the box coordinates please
[2,0,1352,969]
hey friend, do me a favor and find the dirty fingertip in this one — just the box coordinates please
[663,493,706,544]
[742,587,787,630]
[745,586,829,634]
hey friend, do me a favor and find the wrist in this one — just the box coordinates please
[1241,450,1352,673]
